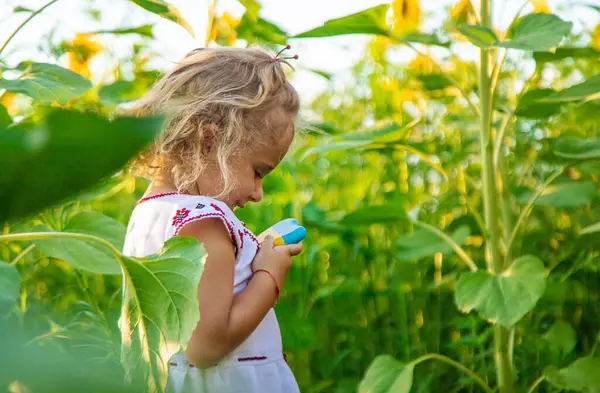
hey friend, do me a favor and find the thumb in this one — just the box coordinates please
[276,242,303,256]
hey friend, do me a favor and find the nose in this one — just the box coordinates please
[249,181,263,203]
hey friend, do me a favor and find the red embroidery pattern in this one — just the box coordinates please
[172,208,190,226]
[173,209,238,255]
[237,356,267,362]
[136,192,180,205]
[238,229,244,249]
[243,228,260,249]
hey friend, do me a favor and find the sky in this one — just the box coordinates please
[0,0,599,103]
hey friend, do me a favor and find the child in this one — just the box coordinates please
[122,46,304,393]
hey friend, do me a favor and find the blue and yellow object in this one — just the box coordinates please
[257,218,306,246]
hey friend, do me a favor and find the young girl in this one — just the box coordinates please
[122,46,304,393]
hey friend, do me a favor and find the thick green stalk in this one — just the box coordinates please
[478,1,514,392]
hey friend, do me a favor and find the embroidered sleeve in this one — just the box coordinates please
[169,197,240,254]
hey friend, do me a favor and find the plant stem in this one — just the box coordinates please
[479,0,513,392]
[413,221,478,272]
[526,376,545,393]
[0,0,61,56]
[412,353,493,393]
[505,170,563,261]
[10,244,35,265]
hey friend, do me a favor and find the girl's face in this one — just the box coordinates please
[196,125,294,210]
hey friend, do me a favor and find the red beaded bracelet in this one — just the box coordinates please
[252,269,280,303]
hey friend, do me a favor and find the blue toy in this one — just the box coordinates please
[257,218,306,246]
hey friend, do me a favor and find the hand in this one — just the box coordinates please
[252,236,303,291]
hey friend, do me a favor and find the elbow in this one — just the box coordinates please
[184,333,231,369]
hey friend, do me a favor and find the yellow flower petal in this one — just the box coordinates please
[592,23,600,51]
[392,0,421,35]
[532,0,551,14]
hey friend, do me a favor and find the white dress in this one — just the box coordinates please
[122,192,301,393]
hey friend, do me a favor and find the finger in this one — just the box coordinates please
[277,243,303,256]
[261,235,274,249]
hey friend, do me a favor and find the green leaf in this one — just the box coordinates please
[396,32,450,47]
[0,104,11,127]
[541,73,600,103]
[545,356,600,392]
[341,205,407,226]
[32,212,126,275]
[498,13,572,51]
[236,15,288,45]
[555,137,600,160]
[358,355,414,393]
[533,47,600,63]
[0,262,20,306]
[89,24,154,38]
[581,221,600,235]
[455,255,547,327]
[239,0,261,23]
[397,226,470,262]
[0,62,92,105]
[417,74,453,91]
[128,0,194,37]
[0,109,163,223]
[516,181,596,208]
[543,321,577,358]
[120,236,205,392]
[294,4,390,38]
[458,24,498,48]
[98,80,146,103]
[515,89,563,118]
[13,6,33,13]
[301,122,410,158]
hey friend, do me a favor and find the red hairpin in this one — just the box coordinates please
[269,44,299,63]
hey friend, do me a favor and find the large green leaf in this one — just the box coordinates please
[458,24,497,48]
[515,89,563,118]
[0,109,163,223]
[541,73,600,103]
[516,181,596,208]
[544,356,600,392]
[294,4,390,38]
[358,355,414,393]
[498,13,572,51]
[32,211,126,275]
[120,236,205,393]
[554,137,600,160]
[128,0,194,37]
[455,255,547,327]
[533,47,600,63]
[543,321,576,358]
[0,262,20,306]
[397,225,470,262]
[341,205,407,226]
[0,62,92,105]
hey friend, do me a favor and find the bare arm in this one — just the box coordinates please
[179,218,296,368]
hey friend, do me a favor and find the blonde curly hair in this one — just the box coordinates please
[128,46,300,198]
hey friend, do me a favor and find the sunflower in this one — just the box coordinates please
[592,23,600,51]
[67,33,102,79]
[209,12,240,46]
[532,0,551,14]
[392,0,421,36]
